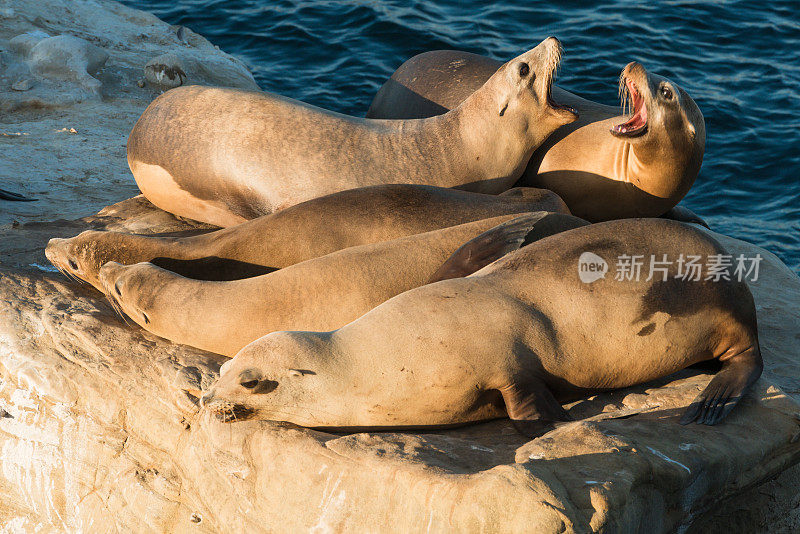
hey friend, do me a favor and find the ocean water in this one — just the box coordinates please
[122,0,800,272]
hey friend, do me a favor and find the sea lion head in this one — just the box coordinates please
[611,62,706,198]
[201,331,336,427]
[46,231,105,289]
[97,261,157,328]
[477,37,579,142]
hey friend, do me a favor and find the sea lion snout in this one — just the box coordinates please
[622,61,647,81]
[45,237,69,268]
[529,37,579,123]
[201,385,258,422]
[46,236,87,282]
[98,261,126,295]
[620,62,651,99]
[45,231,116,289]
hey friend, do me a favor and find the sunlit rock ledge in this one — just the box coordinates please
[1,1,800,532]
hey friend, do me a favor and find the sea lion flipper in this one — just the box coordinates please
[428,213,553,283]
[500,377,571,438]
[679,346,762,426]
[428,212,590,283]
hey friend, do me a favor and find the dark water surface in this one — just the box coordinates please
[122,0,800,271]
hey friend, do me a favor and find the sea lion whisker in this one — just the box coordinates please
[54,264,70,279]
[210,403,333,426]
[102,290,132,326]
[618,72,631,116]
[55,264,80,284]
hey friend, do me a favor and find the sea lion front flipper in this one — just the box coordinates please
[428,212,588,283]
[660,205,709,229]
[679,346,763,426]
[0,188,37,201]
[500,376,572,438]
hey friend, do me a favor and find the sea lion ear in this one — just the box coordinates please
[687,122,696,140]
[499,100,509,117]
[288,368,316,378]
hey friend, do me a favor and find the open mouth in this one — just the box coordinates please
[612,77,648,137]
[547,84,578,116]
[543,41,578,117]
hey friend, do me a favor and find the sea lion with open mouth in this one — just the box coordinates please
[368,53,705,223]
[202,218,761,437]
[127,38,577,227]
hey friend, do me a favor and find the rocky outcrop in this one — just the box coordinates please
[1,1,799,532]
[0,0,258,226]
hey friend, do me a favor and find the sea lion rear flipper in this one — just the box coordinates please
[500,376,572,438]
[428,212,588,283]
[679,346,763,426]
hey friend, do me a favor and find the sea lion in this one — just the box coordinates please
[45,184,568,292]
[127,38,577,227]
[202,218,761,436]
[367,52,705,222]
[98,212,588,357]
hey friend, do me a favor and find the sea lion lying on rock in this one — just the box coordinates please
[127,38,577,226]
[97,213,588,357]
[202,218,761,436]
[45,184,568,291]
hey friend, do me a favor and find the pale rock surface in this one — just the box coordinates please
[0,0,258,225]
[25,34,109,93]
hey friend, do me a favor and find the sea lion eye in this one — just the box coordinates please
[240,379,259,389]
[660,86,674,100]
[518,63,530,77]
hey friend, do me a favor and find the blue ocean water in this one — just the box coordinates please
[122,0,800,272]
